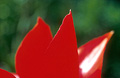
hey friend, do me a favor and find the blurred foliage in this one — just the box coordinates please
[0,0,120,77]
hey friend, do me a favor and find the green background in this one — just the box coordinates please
[0,0,120,77]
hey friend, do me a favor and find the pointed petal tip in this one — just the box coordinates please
[58,9,73,30]
[110,30,114,35]
[37,17,42,23]
[69,9,71,12]
[78,30,114,77]
[36,17,50,28]
[69,9,72,15]
[107,30,114,40]
[32,17,41,29]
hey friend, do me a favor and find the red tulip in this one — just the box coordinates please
[0,11,113,78]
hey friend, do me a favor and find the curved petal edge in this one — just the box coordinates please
[15,17,53,78]
[78,31,114,78]
[0,68,15,78]
[37,10,79,78]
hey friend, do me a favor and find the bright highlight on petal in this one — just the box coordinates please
[78,31,114,78]
[80,38,107,74]
[0,10,114,78]
[13,74,20,78]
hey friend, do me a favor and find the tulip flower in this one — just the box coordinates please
[0,11,113,78]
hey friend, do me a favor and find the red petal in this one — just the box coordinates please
[15,17,53,78]
[34,12,79,78]
[39,11,79,78]
[12,73,20,78]
[0,68,15,78]
[78,31,114,78]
